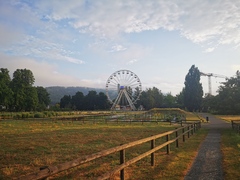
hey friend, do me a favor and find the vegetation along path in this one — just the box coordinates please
[184,113,230,180]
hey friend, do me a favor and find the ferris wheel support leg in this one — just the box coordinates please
[123,89,136,111]
[111,90,124,110]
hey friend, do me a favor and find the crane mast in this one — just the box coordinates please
[200,72,227,95]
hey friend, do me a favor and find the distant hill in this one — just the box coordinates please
[46,86,106,105]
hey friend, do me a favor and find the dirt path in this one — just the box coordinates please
[184,113,230,180]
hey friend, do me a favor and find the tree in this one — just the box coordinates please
[36,86,51,110]
[138,87,163,110]
[183,65,203,111]
[10,69,36,111]
[84,91,98,110]
[97,92,110,110]
[25,86,38,111]
[71,91,84,110]
[0,68,13,110]
[60,95,72,109]
[213,70,240,114]
[162,93,176,108]
[175,89,184,108]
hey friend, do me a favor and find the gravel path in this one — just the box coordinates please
[184,113,230,180]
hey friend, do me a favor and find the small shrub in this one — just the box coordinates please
[11,113,21,119]
[34,113,44,118]
[22,113,29,119]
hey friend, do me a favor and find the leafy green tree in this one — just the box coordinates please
[175,89,184,108]
[25,86,38,111]
[36,86,50,110]
[139,87,163,110]
[84,91,98,110]
[0,68,13,110]
[71,91,84,110]
[10,69,36,111]
[201,94,215,112]
[214,70,240,114]
[183,65,203,111]
[60,95,72,109]
[97,92,110,110]
[162,93,176,108]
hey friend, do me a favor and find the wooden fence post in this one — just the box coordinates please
[191,124,193,135]
[151,138,155,166]
[166,134,170,154]
[182,128,185,142]
[175,128,179,148]
[187,126,190,138]
[120,148,125,180]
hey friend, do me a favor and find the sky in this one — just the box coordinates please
[0,0,240,96]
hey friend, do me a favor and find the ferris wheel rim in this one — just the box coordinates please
[105,69,142,104]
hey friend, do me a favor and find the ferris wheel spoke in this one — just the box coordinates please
[108,81,119,86]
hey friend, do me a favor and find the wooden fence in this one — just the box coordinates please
[231,120,240,134]
[49,116,189,126]
[19,121,201,180]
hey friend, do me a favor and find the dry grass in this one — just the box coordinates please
[221,129,240,179]
[0,118,206,180]
[216,115,240,122]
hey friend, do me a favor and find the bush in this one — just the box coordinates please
[14,113,22,119]
[22,113,29,119]
[34,113,44,118]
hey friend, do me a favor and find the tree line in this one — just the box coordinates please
[59,87,179,111]
[60,91,110,110]
[1,66,240,115]
[178,65,240,115]
[0,68,50,111]
[201,70,240,114]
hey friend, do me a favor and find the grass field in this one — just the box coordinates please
[0,118,206,180]
[221,129,240,179]
[216,115,240,122]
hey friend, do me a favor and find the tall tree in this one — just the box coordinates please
[11,69,36,111]
[60,95,72,109]
[71,91,84,110]
[36,86,51,110]
[183,65,203,111]
[97,92,110,110]
[0,68,13,110]
[84,91,97,110]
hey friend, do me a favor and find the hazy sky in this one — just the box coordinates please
[0,0,240,95]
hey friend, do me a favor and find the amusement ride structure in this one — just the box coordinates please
[105,70,142,110]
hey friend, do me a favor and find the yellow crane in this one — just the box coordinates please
[200,72,228,95]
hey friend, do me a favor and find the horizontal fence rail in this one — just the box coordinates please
[19,121,201,180]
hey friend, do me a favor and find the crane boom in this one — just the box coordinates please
[200,72,228,95]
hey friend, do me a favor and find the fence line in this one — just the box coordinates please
[19,121,201,180]
[231,120,240,134]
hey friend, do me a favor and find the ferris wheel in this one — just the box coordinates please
[106,70,142,110]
